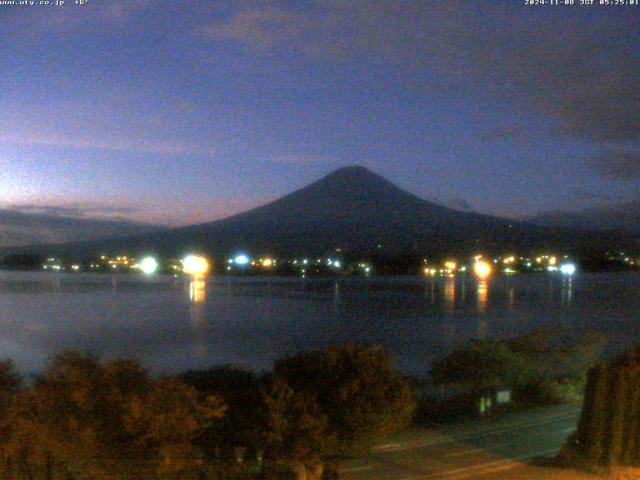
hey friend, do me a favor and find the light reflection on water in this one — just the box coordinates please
[0,271,639,376]
[189,277,208,360]
[476,280,489,314]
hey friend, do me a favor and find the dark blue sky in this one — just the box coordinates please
[1,1,638,225]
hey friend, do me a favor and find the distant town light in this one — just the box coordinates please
[560,263,576,276]
[182,255,210,276]
[262,258,273,267]
[139,256,158,275]
[474,260,492,279]
[234,254,250,265]
[444,261,457,271]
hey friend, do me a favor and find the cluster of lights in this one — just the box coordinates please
[37,249,585,280]
[421,253,576,280]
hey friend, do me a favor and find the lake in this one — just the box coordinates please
[0,271,638,376]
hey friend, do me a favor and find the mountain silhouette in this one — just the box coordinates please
[2,166,631,259]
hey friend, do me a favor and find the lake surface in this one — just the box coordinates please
[0,271,638,376]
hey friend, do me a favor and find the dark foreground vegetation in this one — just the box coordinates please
[0,331,607,479]
[421,328,605,420]
[560,346,640,473]
[0,345,415,480]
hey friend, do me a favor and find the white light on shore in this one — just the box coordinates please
[139,256,158,275]
[560,263,576,276]
[234,254,249,265]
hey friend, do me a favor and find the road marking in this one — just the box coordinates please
[444,442,509,457]
[375,443,403,451]
[373,412,578,453]
[444,447,485,457]
[395,447,560,480]
[441,447,560,479]
[339,465,373,473]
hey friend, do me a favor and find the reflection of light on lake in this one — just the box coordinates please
[189,277,206,303]
[477,280,489,314]
[508,287,515,311]
[562,277,573,306]
[188,276,208,360]
[444,277,455,314]
[426,279,436,305]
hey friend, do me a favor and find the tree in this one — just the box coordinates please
[431,339,533,393]
[180,366,265,461]
[125,377,225,477]
[272,344,416,458]
[260,378,334,480]
[431,330,606,406]
[0,360,22,477]
[566,347,640,468]
[0,351,225,479]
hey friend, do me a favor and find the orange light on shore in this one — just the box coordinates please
[262,258,273,267]
[444,261,457,271]
[182,255,210,276]
[474,260,492,279]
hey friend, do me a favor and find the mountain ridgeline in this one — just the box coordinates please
[3,167,633,260]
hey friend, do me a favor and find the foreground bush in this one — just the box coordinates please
[0,352,224,479]
[0,345,415,479]
[430,328,605,410]
[263,344,416,479]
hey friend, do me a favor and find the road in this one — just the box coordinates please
[339,405,581,480]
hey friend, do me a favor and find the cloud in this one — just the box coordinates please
[200,6,312,52]
[4,203,139,220]
[201,2,639,145]
[0,130,219,158]
[571,188,623,203]
[589,149,640,180]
